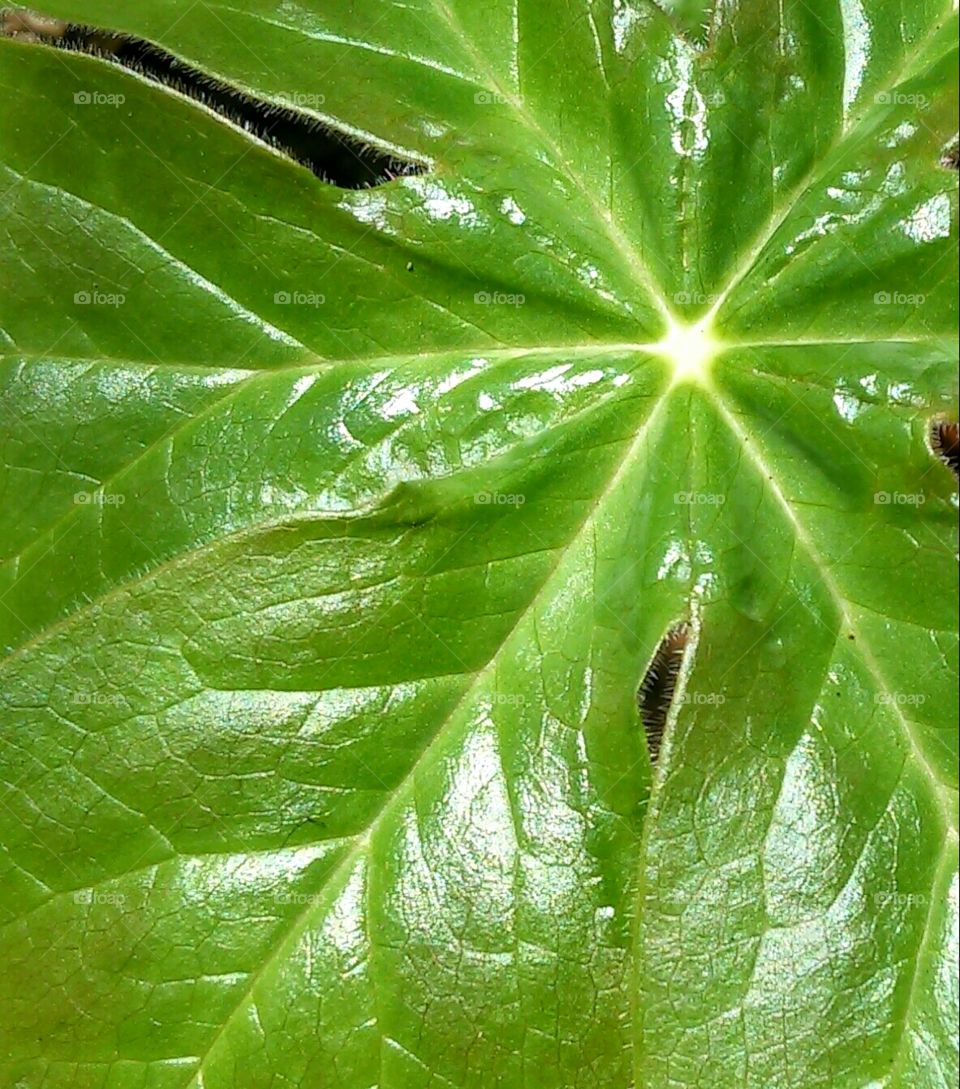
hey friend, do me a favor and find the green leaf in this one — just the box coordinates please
[0,3,957,1088]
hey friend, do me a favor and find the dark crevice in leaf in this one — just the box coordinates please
[638,622,689,763]
[930,418,960,479]
[940,136,959,170]
[0,7,426,188]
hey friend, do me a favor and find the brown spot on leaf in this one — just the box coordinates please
[931,419,960,479]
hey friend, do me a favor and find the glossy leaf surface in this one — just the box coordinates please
[0,2,957,1087]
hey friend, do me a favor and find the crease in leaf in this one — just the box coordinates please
[638,620,691,763]
[0,5,426,187]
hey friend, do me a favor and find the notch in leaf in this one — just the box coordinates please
[931,419,960,478]
[1,6,424,188]
[638,622,690,764]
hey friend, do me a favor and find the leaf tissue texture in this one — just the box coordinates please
[0,2,957,1087]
